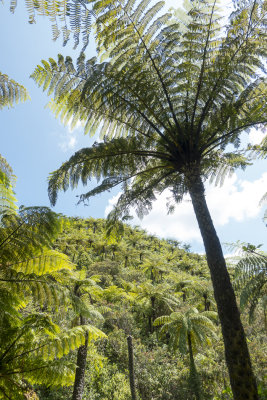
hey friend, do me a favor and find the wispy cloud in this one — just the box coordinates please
[58,131,78,152]
[105,172,267,242]
[248,128,266,145]
[57,120,83,152]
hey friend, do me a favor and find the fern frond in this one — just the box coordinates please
[9,0,95,50]
[0,72,29,109]
[230,242,267,321]
[38,325,106,361]
[0,155,17,215]
[7,249,73,275]
[153,315,171,326]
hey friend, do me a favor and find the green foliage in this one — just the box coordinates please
[154,308,218,354]
[231,242,267,324]
[248,132,267,221]
[35,217,267,400]
[0,155,17,214]
[0,178,105,398]
[0,72,29,109]
[31,4,266,394]
[31,0,266,216]
[8,0,95,50]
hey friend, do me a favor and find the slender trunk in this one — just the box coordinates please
[72,317,88,400]
[127,335,137,400]
[203,293,209,311]
[148,316,153,333]
[187,333,201,400]
[188,172,258,400]
[150,296,156,332]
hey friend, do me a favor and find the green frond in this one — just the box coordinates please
[239,277,266,318]
[0,155,17,215]
[8,250,73,275]
[231,242,267,322]
[31,0,267,220]
[38,325,105,361]
[0,206,65,265]
[9,0,95,50]
[0,72,29,109]
[155,307,217,355]
[250,133,267,160]
[208,152,250,186]
[234,252,267,284]
[153,315,171,326]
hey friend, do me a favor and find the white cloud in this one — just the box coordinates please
[104,172,267,242]
[58,132,78,152]
[57,120,84,152]
[248,128,266,145]
[66,119,83,133]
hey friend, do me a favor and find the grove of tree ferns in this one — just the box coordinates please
[31,0,266,398]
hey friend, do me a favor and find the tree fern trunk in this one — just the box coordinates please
[72,317,88,400]
[188,173,258,400]
[127,335,137,400]
[187,333,202,400]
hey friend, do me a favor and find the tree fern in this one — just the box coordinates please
[154,307,217,400]
[0,184,105,398]
[32,0,266,398]
[0,314,105,399]
[232,242,267,323]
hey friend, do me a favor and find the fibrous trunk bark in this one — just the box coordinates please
[72,316,88,400]
[187,172,258,400]
[187,333,202,400]
[127,335,137,400]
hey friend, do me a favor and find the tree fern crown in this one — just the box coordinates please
[31,0,266,216]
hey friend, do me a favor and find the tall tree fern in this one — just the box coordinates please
[0,187,105,398]
[154,308,218,400]
[231,242,267,326]
[32,0,266,398]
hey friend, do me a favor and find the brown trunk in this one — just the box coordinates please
[127,335,137,400]
[187,333,202,400]
[151,296,156,332]
[72,317,88,400]
[187,172,258,400]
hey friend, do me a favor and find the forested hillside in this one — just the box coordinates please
[34,217,266,400]
[1,0,266,398]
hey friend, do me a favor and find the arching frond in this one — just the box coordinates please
[0,206,65,264]
[32,0,266,220]
[153,315,171,326]
[0,72,29,109]
[6,249,73,275]
[154,307,217,354]
[231,242,267,322]
[0,155,17,215]
[9,0,95,50]
[0,314,105,398]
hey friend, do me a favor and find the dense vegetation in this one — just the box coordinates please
[0,165,266,399]
[36,217,266,400]
[0,0,266,398]
[31,0,266,397]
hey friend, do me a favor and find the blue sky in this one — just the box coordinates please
[1,1,266,253]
